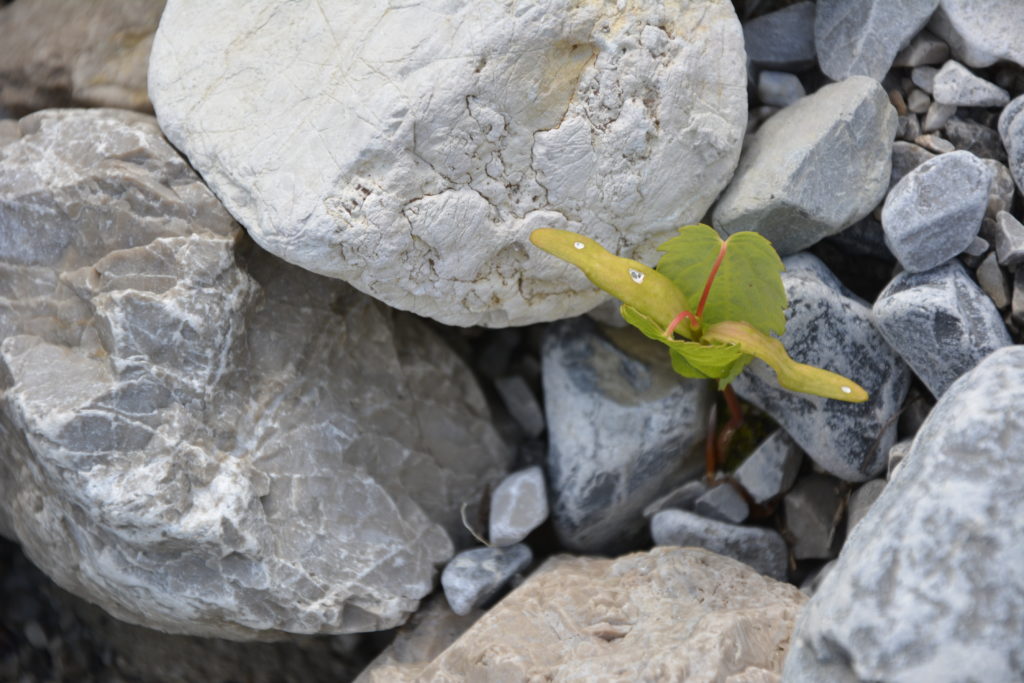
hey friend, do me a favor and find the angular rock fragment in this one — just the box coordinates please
[714,76,896,255]
[642,479,709,518]
[542,318,712,553]
[149,0,749,326]
[734,430,804,504]
[730,255,910,482]
[488,466,549,547]
[881,150,993,272]
[0,109,510,639]
[889,141,935,189]
[976,252,1010,310]
[928,0,1024,69]
[944,117,1007,162]
[872,261,1012,397]
[441,544,533,616]
[493,375,545,439]
[650,509,789,580]
[846,479,886,532]
[814,0,939,81]
[784,475,844,560]
[1000,94,1024,194]
[694,484,749,525]
[784,347,1024,681]
[422,548,805,680]
[932,60,1010,107]
[757,70,805,108]
[0,0,163,115]
[742,1,816,71]
[893,30,950,68]
[995,211,1024,268]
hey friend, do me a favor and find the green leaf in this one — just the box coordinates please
[656,225,787,336]
[703,320,868,402]
[621,305,752,380]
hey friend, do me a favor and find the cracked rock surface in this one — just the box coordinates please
[0,108,510,639]
[148,0,747,327]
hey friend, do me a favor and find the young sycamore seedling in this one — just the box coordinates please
[531,224,868,477]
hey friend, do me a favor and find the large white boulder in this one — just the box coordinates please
[149,0,747,326]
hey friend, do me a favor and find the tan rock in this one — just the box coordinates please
[415,547,806,682]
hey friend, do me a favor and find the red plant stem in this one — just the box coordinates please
[664,309,701,337]
[695,241,729,319]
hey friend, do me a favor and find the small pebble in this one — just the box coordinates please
[913,133,955,154]
[488,466,549,547]
[923,102,957,132]
[694,484,749,524]
[906,89,931,114]
[959,234,989,268]
[911,65,938,93]
[493,375,545,438]
[933,60,1011,108]
[784,474,844,560]
[733,429,804,504]
[1012,271,1024,328]
[757,70,806,108]
[897,114,922,141]
[441,544,532,616]
[847,479,886,532]
[977,252,1011,310]
[994,211,1024,268]
[893,30,950,68]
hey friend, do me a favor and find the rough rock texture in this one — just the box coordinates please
[872,261,1011,397]
[784,347,1024,682]
[542,319,713,553]
[0,0,163,116]
[880,150,993,272]
[418,548,806,681]
[488,466,548,547]
[928,0,1024,69]
[354,597,482,683]
[149,0,748,327]
[440,544,532,616]
[731,255,911,482]
[713,76,896,255]
[814,0,939,82]
[651,509,789,580]
[0,109,510,639]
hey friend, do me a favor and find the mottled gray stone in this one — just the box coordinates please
[0,0,162,116]
[872,261,1012,397]
[784,347,1024,682]
[896,113,922,141]
[976,252,1010,310]
[0,109,511,639]
[928,0,1024,69]
[488,466,548,548]
[757,70,805,108]
[914,132,955,154]
[714,77,897,255]
[731,254,911,482]
[693,484,749,524]
[542,319,713,553]
[887,439,913,479]
[1000,94,1024,195]
[881,150,993,272]
[893,30,950,68]
[440,544,532,617]
[642,479,708,518]
[815,0,939,81]
[995,211,1024,268]
[846,479,886,532]
[922,101,957,132]
[985,162,1017,225]
[150,0,749,327]
[906,89,931,114]
[933,60,1010,107]
[742,1,816,70]
[493,375,545,439]
[734,430,804,504]
[784,475,844,560]
[944,117,1006,162]
[650,509,788,580]
[889,141,935,189]
[911,65,938,93]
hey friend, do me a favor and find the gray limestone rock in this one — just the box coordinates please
[742,1,816,71]
[922,101,957,132]
[713,76,897,255]
[642,479,708,518]
[846,479,885,532]
[488,466,548,548]
[693,484,749,525]
[784,346,1024,681]
[889,141,935,190]
[977,251,1011,309]
[1013,271,1024,328]
[542,319,713,553]
[421,548,806,680]
[995,211,1024,268]
[905,89,931,114]
[872,261,1012,397]
[932,60,1010,107]
[881,150,993,272]
[814,0,939,82]
[892,30,950,68]
[887,439,913,479]
[944,117,1006,162]
[784,475,844,560]
[493,375,545,439]
[731,254,911,482]
[985,164,1016,227]
[928,0,1024,69]
[0,109,511,639]
[149,0,749,327]
[757,70,805,108]
[0,0,163,116]
[734,430,804,504]
[896,113,922,142]
[440,544,533,617]
[911,66,938,93]
[913,132,954,153]
[650,509,788,580]
[1000,94,1024,195]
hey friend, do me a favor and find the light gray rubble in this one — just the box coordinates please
[928,0,1024,69]
[932,60,1010,107]
[0,108,511,639]
[488,466,548,547]
[784,475,845,560]
[733,430,804,504]
[440,544,533,616]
